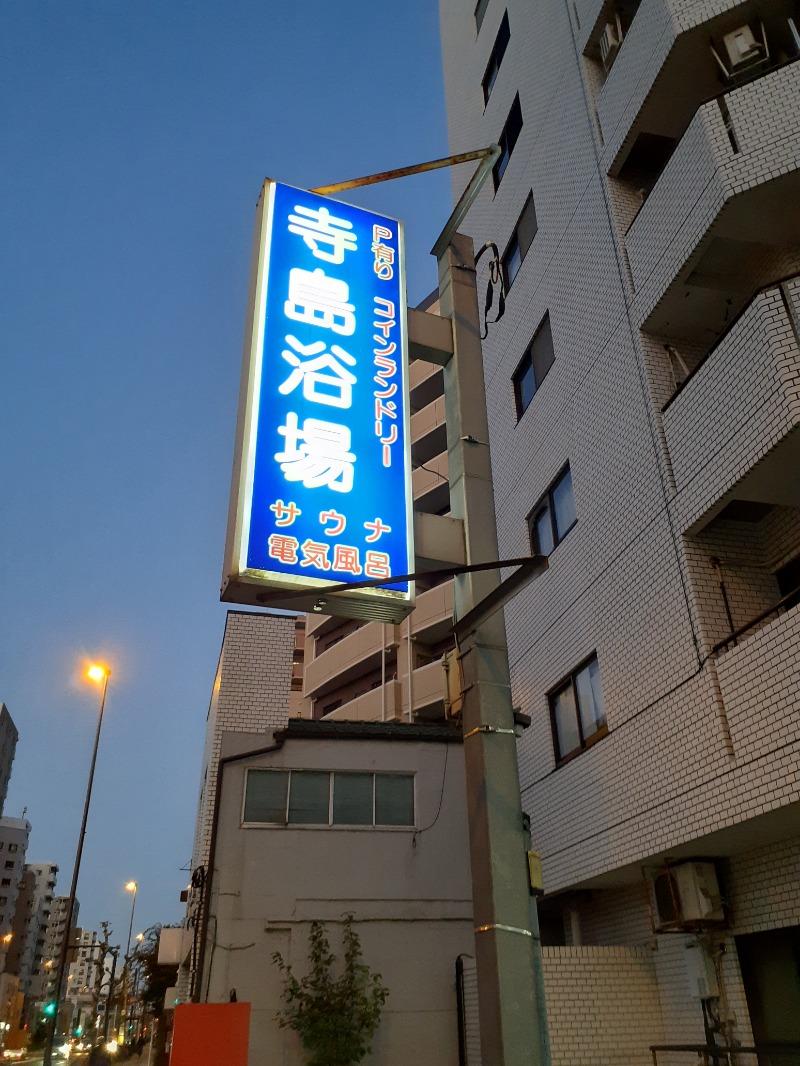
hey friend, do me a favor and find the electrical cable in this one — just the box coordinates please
[412,740,451,846]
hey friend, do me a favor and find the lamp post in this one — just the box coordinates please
[42,663,110,1066]
[121,882,138,1046]
[124,882,138,961]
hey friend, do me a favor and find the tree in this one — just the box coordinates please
[133,924,178,1020]
[272,916,389,1066]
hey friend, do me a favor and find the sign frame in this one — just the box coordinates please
[222,179,415,624]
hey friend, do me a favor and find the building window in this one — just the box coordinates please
[513,313,553,417]
[7,844,17,853]
[493,95,523,189]
[243,769,415,827]
[776,554,800,611]
[482,12,510,103]
[475,0,490,34]
[502,193,538,290]
[528,465,576,556]
[549,655,607,764]
[0,880,8,887]
[4,862,13,870]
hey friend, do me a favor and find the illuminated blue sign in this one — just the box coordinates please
[223,180,415,622]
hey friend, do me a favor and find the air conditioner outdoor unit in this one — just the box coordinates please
[650,861,725,931]
[723,24,763,67]
[600,19,622,70]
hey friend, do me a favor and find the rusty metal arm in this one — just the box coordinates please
[310,144,502,261]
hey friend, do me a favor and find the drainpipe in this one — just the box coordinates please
[710,557,736,644]
[193,738,282,1002]
[406,616,414,722]
[381,624,386,722]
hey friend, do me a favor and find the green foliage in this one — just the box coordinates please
[272,916,389,1066]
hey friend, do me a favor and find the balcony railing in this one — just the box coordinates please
[651,1043,800,1064]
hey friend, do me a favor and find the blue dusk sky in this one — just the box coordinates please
[0,1,457,948]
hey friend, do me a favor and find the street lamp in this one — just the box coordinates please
[121,882,138,1045]
[42,663,111,1066]
[124,882,138,960]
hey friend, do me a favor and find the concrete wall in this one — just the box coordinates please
[206,729,473,1066]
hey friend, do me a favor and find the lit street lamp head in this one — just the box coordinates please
[87,664,108,682]
[125,881,137,893]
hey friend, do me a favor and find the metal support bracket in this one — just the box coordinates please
[452,555,548,641]
[308,144,501,264]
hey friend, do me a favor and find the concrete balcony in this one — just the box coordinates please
[664,280,800,531]
[304,611,335,638]
[628,63,800,344]
[304,622,400,699]
[412,450,449,514]
[411,580,454,645]
[411,394,447,466]
[597,0,799,174]
[401,660,446,720]
[715,602,800,780]
[322,680,403,723]
[409,359,444,413]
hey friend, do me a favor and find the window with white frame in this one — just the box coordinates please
[243,769,415,827]
[549,654,607,764]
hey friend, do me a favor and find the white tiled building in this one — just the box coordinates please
[438,0,800,1060]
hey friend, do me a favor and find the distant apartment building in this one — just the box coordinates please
[38,895,79,1014]
[18,863,58,1019]
[436,0,800,1059]
[0,707,18,818]
[65,928,101,1035]
[0,819,29,949]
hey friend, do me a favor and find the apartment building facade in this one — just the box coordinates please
[15,862,57,1022]
[37,896,78,1017]
[437,0,800,1060]
[301,294,457,727]
[0,707,18,819]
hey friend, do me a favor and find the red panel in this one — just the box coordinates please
[170,1003,251,1066]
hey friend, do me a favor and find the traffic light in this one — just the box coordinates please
[43,1002,56,1017]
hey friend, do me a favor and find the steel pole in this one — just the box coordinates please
[437,233,548,1066]
[122,885,137,1045]
[43,671,109,1066]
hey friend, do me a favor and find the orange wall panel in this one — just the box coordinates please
[170,1002,250,1066]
